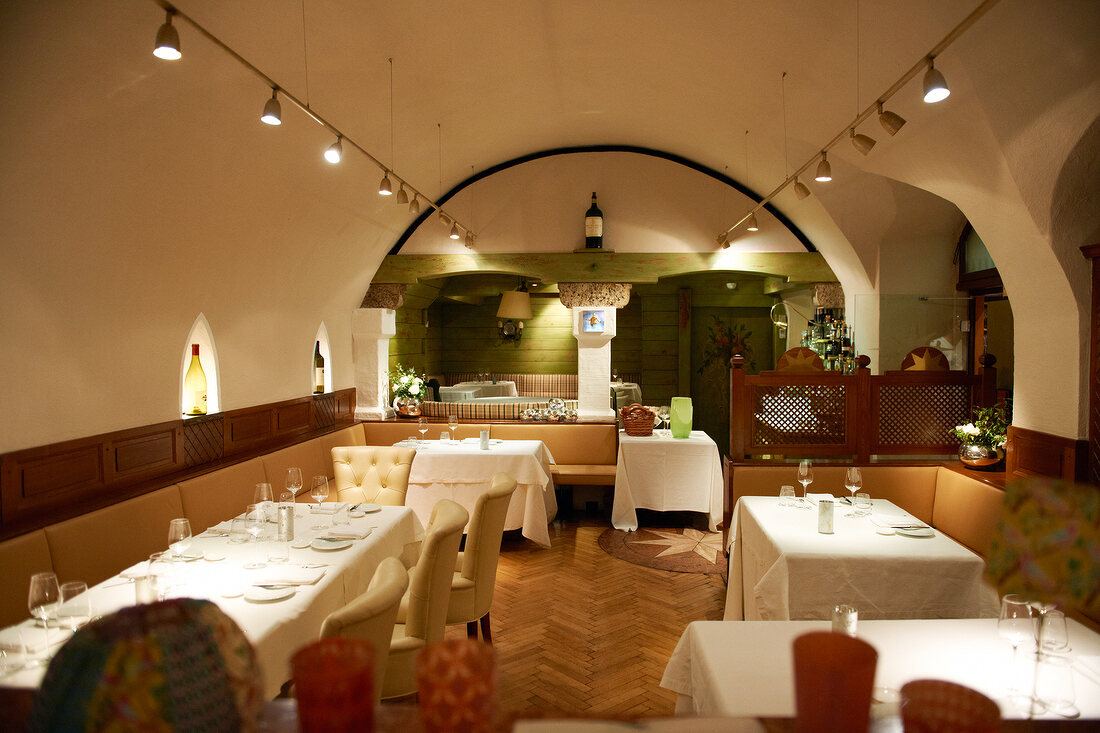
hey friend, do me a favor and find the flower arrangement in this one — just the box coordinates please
[950,402,1008,448]
[388,363,426,401]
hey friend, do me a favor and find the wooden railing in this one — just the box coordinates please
[729,354,998,461]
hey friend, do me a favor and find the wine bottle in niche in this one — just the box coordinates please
[313,341,325,394]
[585,192,603,249]
[183,344,207,415]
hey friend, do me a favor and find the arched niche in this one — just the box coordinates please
[313,322,332,394]
[180,314,221,416]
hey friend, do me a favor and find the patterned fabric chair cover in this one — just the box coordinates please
[27,598,263,733]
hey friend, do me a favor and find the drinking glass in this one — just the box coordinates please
[658,406,671,437]
[167,517,192,559]
[229,517,250,543]
[779,485,796,507]
[998,594,1036,696]
[148,551,173,599]
[244,504,267,569]
[58,581,90,632]
[844,466,862,514]
[27,572,60,665]
[854,492,872,517]
[797,460,813,501]
[417,417,429,446]
[286,466,304,498]
[448,412,459,440]
[311,475,330,530]
[1040,607,1071,654]
[254,481,275,521]
[1036,654,1076,716]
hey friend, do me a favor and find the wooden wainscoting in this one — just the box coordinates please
[0,389,354,538]
[1005,425,1087,481]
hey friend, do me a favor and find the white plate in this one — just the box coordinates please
[220,588,243,598]
[311,537,353,551]
[290,538,311,549]
[896,526,935,538]
[203,552,226,562]
[244,586,295,603]
[359,504,381,513]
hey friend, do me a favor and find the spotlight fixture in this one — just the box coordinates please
[850,128,876,155]
[260,89,281,126]
[464,231,475,248]
[379,172,393,196]
[877,101,906,135]
[814,152,833,182]
[324,136,342,164]
[395,185,409,205]
[449,222,461,240]
[153,10,182,60]
[717,233,730,249]
[439,211,449,226]
[745,213,760,232]
[923,59,950,103]
[793,178,812,200]
[409,196,421,216]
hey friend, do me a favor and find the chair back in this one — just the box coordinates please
[407,499,469,644]
[319,556,409,703]
[28,598,263,732]
[331,446,416,505]
[459,473,517,618]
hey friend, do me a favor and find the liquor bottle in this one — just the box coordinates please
[313,341,325,394]
[183,344,207,416]
[585,192,603,249]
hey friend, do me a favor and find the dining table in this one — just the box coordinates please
[0,505,424,700]
[612,430,724,532]
[439,380,519,400]
[661,618,1100,722]
[725,495,999,621]
[402,437,557,547]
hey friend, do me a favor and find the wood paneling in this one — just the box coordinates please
[1005,425,1086,481]
[1083,244,1100,485]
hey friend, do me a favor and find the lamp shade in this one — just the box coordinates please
[497,291,532,319]
[745,213,759,232]
[850,130,876,156]
[260,93,281,126]
[793,179,812,200]
[877,103,906,135]
[814,154,832,182]
[923,64,950,103]
[153,18,182,60]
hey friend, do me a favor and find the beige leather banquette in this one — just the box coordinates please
[331,446,416,504]
[728,464,1005,557]
[489,422,618,486]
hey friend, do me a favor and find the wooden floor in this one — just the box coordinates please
[440,515,727,718]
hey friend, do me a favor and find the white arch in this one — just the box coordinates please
[181,314,221,416]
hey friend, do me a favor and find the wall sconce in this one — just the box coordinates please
[497,285,532,342]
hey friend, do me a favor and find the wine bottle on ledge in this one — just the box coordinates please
[585,192,603,249]
[183,344,208,416]
[313,341,325,394]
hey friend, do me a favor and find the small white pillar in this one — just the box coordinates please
[572,307,617,420]
[352,308,396,420]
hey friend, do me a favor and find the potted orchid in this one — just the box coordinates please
[950,402,1008,469]
[388,364,426,417]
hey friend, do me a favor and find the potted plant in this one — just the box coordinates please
[950,401,1008,469]
[388,364,426,418]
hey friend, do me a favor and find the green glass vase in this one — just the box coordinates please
[670,397,693,439]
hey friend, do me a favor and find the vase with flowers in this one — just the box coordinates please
[950,401,1008,469]
[388,364,426,418]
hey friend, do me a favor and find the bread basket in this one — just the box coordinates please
[620,403,656,436]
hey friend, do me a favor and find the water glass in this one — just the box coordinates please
[779,485,796,507]
[1036,654,1076,714]
[27,572,60,665]
[254,482,275,520]
[832,604,858,636]
[1040,608,1071,654]
[229,517,250,543]
[58,581,90,631]
[148,551,173,600]
[440,430,449,442]
[854,492,872,517]
[267,538,290,564]
[167,517,192,559]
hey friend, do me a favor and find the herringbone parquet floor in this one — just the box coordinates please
[439,515,727,719]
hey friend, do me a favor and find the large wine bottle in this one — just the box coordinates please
[585,192,603,249]
[313,341,325,394]
[183,344,208,415]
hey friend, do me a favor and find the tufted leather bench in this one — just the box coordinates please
[330,446,417,504]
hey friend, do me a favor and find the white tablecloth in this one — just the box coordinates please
[0,506,423,699]
[442,380,519,399]
[404,438,557,547]
[724,496,999,621]
[612,430,723,532]
[612,381,643,406]
[662,618,1100,721]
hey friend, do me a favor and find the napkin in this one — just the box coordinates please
[309,502,349,515]
[870,512,929,529]
[250,566,326,586]
[461,438,503,445]
[0,621,73,653]
[321,528,372,540]
[805,493,835,505]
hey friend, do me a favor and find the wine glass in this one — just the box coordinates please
[417,417,429,446]
[310,475,330,530]
[254,481,275,521]
[797,460,814,503]
[27,572,60,665]
[448,412,459,441]
[285,467,303,498]
[58,581,90,632]
[658,405,671,437]
[844,467,862,515]
[999,594,1037,697]
[167,517,192,560]
[243,504,267,569]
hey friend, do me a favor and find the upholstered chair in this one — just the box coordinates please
[330,446,416,505]
[446,472,517,643]
[381,499,468,700]
[319,556,409,704]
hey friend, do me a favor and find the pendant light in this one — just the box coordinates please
[717,233,730,249]
[877,101,906,135]
[409,195,421,216]
[260,89,281,126]
[745,213,760,232]
[324,136,342,164]
[793,179,811,200]
[850,128,876,155]
[923,59,950,103]
[449,222,461,240]
[153,10,182,60]
[464,231,475,248]
[814,152,833,182]
[379,172,393,196]
[395,184,409,204]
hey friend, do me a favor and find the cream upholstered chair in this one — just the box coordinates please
[330,446,417,505]
[446,472,517,643]
[319,556,409,704]
[381,499,468,700]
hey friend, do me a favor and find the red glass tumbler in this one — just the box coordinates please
[292,637,375,733]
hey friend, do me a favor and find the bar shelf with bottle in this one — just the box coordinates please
[799,307,855,373]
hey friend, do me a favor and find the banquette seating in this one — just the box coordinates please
[331,446,417,504]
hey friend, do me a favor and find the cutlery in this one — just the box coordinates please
[252,583,300,589]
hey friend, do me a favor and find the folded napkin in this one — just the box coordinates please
[249,566,326,586]
[0,621,73,653]
[805,493,835,505]
[871,512,929,529]
[309,502,349,515]
[321,527,372,540]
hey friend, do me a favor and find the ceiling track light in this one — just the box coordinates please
[464,231,475,248]
[793,178,812,200]
[379,172,393,196]
[717,233,730,249]
[439,211,450,227]
[395,185,409,205]
[260,89,281,126]
[923,58,950,103]
[850,128,876,155]
[409,196,421,216]
[449,222,461,240]
[324,136,342,164]
[153,10,182,60]
[814,152,833,182]
[745,213,760,232]
[877,101,906,135]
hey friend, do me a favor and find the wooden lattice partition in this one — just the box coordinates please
[729,354,997,461]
